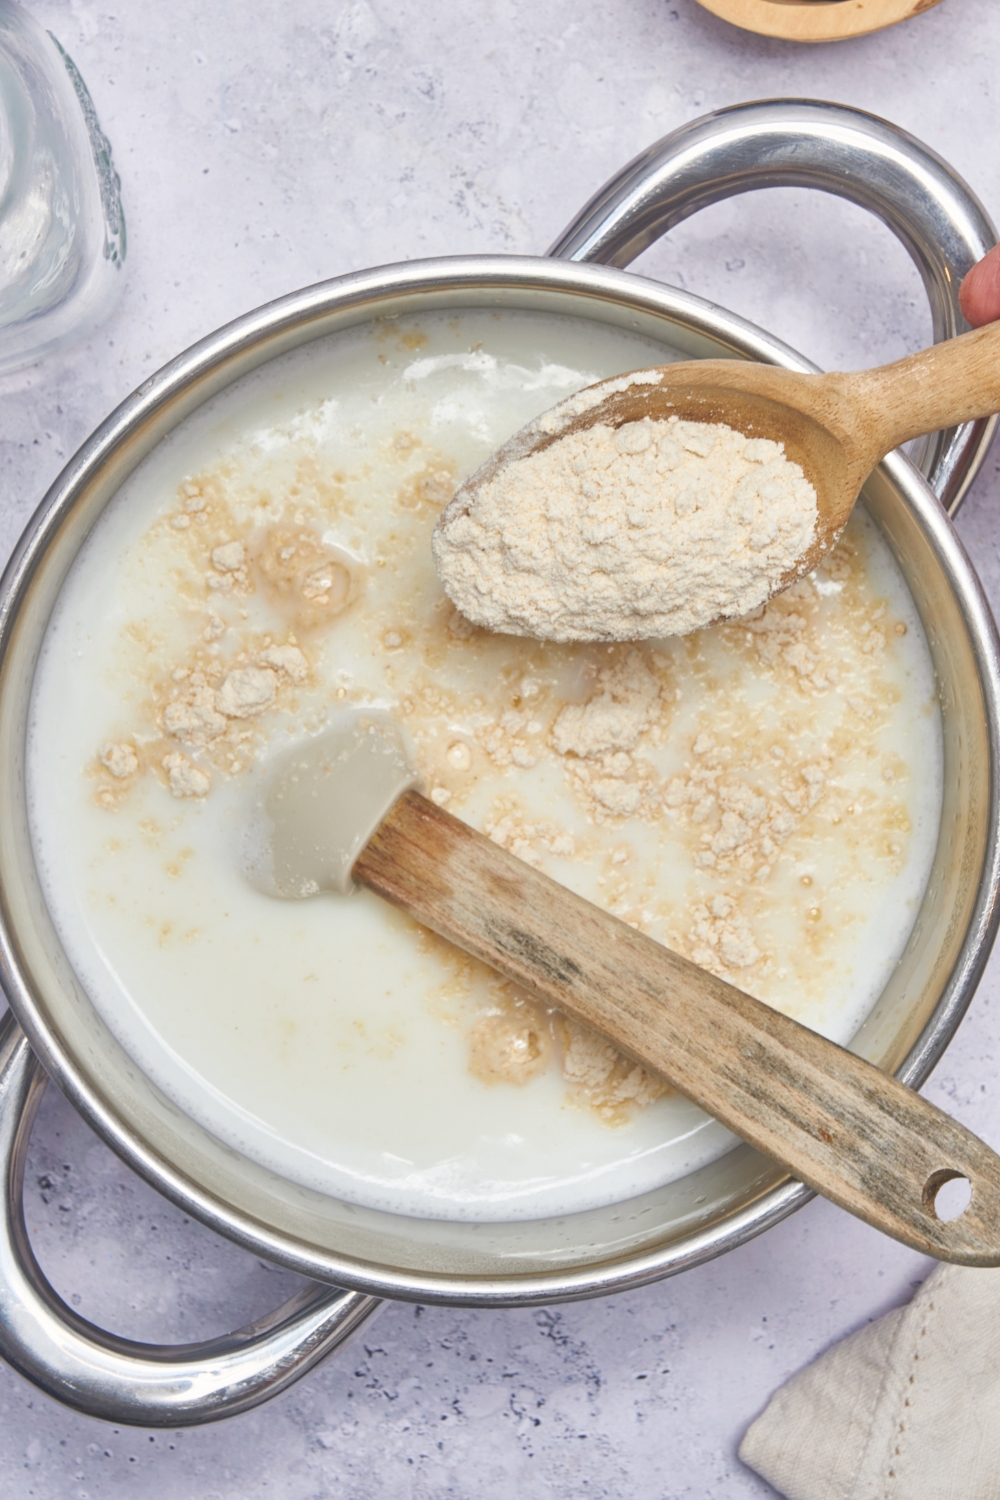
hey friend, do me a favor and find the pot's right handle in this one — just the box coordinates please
[0,1012,382,1426]
[549,99,998,515]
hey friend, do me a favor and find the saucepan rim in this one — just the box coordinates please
[0,252,998,1306]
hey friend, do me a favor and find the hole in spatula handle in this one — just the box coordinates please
[924,1169,973,1223]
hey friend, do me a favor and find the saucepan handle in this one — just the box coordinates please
[0,1011,381,1426]
[548,98,998,514]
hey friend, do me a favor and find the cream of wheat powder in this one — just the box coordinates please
[433,413,818,640]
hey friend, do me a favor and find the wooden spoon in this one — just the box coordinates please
[434,322,1000,637]
[243,713,1000,1265]
[692,0,944,43]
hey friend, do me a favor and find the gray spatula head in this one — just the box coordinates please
[240,711,420,897]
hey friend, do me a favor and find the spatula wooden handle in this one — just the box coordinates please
[355,790,1000,1265]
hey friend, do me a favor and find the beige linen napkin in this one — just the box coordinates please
[739,1263,1000,1500]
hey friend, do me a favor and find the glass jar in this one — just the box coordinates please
[0,0,125,375]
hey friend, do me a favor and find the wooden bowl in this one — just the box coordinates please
[693,0,945,42]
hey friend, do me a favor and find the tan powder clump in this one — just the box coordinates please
[100,742,138,779]
[215,666,278,719]
[551,650,661,757]
[483,796,577,868]
[549,651,662,827]
[467,996,553,1086]
[557,1018,669,1124]
[466,986,665,1125]
[162,753,212,799]
[253,524,355,631]
[259,643,309,682]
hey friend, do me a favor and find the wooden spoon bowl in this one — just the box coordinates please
[437,321,1000,632]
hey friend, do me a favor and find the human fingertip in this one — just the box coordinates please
[959,244,1000,327]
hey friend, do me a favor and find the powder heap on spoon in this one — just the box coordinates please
[434,323,1000,642]
[433,395,817,641]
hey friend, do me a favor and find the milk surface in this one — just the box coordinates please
[27,310,943,1221]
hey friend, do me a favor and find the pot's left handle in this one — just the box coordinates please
[0,1012,382,1426]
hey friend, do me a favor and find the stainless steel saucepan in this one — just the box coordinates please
[1,99,998,1425]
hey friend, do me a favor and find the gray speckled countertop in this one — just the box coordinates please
[3,1,1000,1494]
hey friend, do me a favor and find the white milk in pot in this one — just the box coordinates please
[27,309,943,1220]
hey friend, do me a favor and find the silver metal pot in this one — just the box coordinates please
[1,99,998,1426]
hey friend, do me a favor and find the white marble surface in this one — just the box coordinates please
[3,0,1000,1494]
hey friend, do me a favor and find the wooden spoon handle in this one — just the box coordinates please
[851,319,1000,458]
[356,790,1000,1265]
